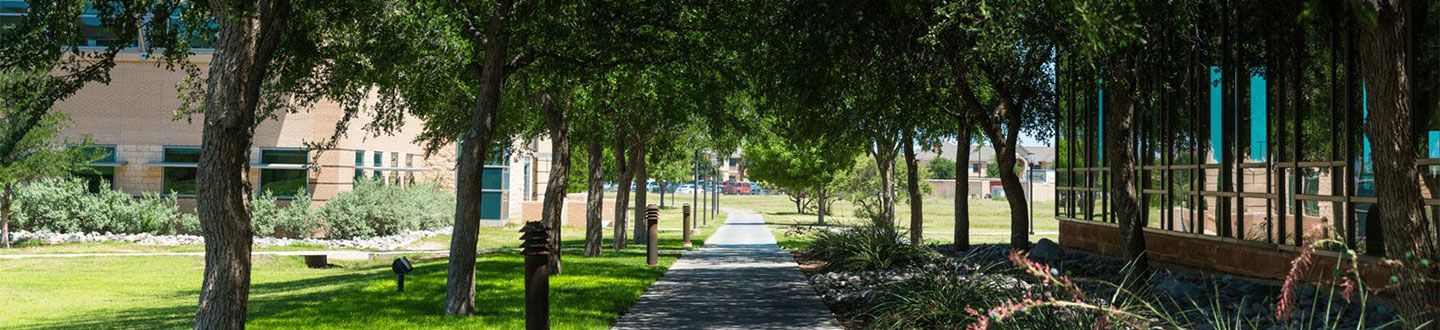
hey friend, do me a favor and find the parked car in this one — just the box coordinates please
[721,181,752,195]
[747,182,769,195]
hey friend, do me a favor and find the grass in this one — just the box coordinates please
[0,198,727,329]
[723,194,1058,249]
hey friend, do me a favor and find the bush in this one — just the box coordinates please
[8,177,454,239]
[11,177,198,235]
[250,189,319,238]
[319,179,454,239]
[805,221,936,272]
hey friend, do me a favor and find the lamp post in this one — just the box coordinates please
[1025,152,1035,235]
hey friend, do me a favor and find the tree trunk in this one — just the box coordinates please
[193,1,290,327]
[816,188,827,225]
[658,180,665,208]
[612,133,632,250]
[983,125,1031,251]
[445,0,514,316]
[2,183,12,248]
[955,121,972,250]
[870,140,900,225]
[631,142,649,244]
[1105,65,1148,282]
[584,140,605,256]
[539,94,570,274]
[903,133,923,244]
[1358,1,1440,324]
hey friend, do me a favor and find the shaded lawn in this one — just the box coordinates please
[0,209,729,329]
[1,251,677,329]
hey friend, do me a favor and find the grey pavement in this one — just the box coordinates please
[612,208,843,330]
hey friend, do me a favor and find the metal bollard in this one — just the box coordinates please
[646,204,660,266]
[519,222,551,330]
[682,204,692,249]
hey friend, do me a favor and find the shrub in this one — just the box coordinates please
[11,177,197,235]
[805,221,937,272]
[250,189,319,238]
[319,180,454,239]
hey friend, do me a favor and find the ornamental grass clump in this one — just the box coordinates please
[805,220,937,272]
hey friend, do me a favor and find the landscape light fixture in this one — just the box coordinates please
[392,257,414,292]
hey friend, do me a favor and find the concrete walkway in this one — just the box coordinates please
[0,249,447,260]
[612,208,842,330]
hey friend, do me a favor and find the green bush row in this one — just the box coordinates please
[11,177,199,235]
[8,177,454,239]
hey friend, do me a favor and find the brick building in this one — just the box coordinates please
[47,51,606,226]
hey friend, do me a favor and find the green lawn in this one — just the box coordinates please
[0,203,727,329]
[722,194,1058,249]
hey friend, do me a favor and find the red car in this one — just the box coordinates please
[721,181,752,195]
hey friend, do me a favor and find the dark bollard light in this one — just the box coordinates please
[646,204,660,267]
[682,203,692,249]
[519,222,551,330]
[392,257,414,292]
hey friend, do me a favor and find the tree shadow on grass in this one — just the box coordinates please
[15,251,671,329]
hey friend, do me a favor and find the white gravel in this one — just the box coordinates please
[7,227,452,251]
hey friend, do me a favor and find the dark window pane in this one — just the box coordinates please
[164,167,198,195]
[260,149,306,165]
[77,145,117,163]
[164,147,201,163]
[481,191,503,219]
[75,166,115,193]
[373,151,383,167]
[261,169,306,197]
[482,167,504,190]
[354,150,364,166]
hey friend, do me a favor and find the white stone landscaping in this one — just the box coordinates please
[7,227,452,251]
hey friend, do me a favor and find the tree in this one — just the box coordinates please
[743,122,857,224]
[931,0,1060,250]
[0,99,93,249]
[1354,0,1440,325]
[928,156,956,180]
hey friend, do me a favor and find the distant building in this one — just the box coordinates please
[915,142,1055,201]
[20,0,601,226]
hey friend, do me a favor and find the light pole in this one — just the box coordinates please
[1025,152,1035,235]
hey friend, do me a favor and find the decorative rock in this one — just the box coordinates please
[1028,238,1064,265]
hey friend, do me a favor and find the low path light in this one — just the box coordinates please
[646,204,660,267]
[391,257,413,292]
[519,221,551,330]
[682,203,693,249]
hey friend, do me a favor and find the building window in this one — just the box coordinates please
[162,147,201,196]
[1,1,25,28]
[72,145,118,193]
[354,150,365,184]
[259,149,308,198]
[373,151,383,180]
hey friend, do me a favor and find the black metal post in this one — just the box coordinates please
[646,204,660,266]
[519,222,551,330]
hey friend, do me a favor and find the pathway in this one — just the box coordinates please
[612,208,842,330]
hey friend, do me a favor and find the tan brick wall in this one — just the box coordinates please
[54,58,458,208]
